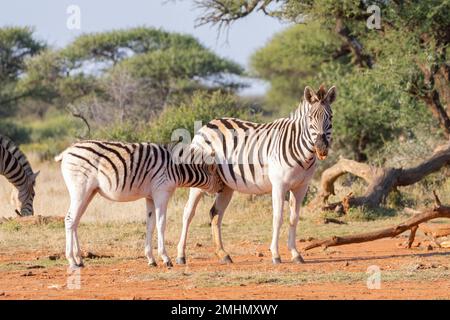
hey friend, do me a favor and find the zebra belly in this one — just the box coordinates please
[219,164,272,194]
[97,187,147,202]
[96,176,151,202]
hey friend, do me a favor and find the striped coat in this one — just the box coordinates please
[176,85,336,265]
[0,135,39,216]
[56,140,223,268]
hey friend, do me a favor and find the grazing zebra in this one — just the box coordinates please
[0,135,39,216]
[176,85,336,265]
[55,140,223,269]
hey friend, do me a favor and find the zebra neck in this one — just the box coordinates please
[290,101,316,164]
[0,147,32,192]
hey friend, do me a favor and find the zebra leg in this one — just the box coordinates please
[288,186,308,263]
[210,186,234,264]
[145,198,157,267]
[72,190,97,267]
[176,187,205,265]
[270,185,286,264]
[153,192,173,267]
[65,188,95,269]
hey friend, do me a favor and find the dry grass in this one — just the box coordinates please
[2,157,450,291]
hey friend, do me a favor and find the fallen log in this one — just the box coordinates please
[308,143,450,212]
[304,192,450,251]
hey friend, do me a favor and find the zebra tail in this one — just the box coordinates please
[54,151,66,162]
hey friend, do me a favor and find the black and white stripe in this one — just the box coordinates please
[56,140,223,269]
[0,135,39,216]
[177,85,337,265]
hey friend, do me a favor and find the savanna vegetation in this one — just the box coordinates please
[1,1,450,218]
[1,1,450,300]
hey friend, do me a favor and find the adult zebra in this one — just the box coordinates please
[0,135,39,216]
[176,85,336,264]
[56,140,223,269]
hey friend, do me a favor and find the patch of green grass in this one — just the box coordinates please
[345,206,397,222]
[0,220,23,232]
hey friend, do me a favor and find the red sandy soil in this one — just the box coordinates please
[0,238,449,300]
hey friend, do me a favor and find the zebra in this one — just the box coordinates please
[176,85,336,265]
[55,140,223,269]
[0,135,39,216]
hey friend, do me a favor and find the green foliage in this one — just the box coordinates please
[93,121,148,143]
[250,21,439,160]
[146,91,256,144]
[96,91,256,144]
[346,206,396,222]
[19,27,244,126]
[20,114,83,160]
[61,27,204,65]
[0,26,46,116]
[0,119,31,144]
[118,46,243,91]
[251,22,344,110]
[19,49,101,105]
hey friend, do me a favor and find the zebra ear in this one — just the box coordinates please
[30,171,40,183]
[325,86,337,105]
[304,86,317,104]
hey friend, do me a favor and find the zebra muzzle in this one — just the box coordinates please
[315,149,328,160]
[314,136,329,160]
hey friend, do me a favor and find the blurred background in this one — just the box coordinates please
[1,0,449,218]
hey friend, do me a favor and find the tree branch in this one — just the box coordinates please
[304,193,450,251]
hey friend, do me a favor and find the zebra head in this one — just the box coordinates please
[304,85,337,160]
[11,171,39,217]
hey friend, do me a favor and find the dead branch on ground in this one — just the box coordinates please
[304,192,450,251]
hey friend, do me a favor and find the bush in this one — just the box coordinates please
[21,114,84,161]
[0,119,31,144]
[96,91,258,144]
[149,91,258,144]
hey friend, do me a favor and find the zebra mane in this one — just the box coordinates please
[289,99,309,120]
[0,135,34,176]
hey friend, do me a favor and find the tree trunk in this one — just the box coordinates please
[304,193,450,251]
[308,143,450,212]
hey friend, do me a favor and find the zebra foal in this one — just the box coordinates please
[56,140,223,269]
[0,135,39,216]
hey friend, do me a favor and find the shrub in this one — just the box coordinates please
[0,119,31,144]
[96,91,258,144]
[146,91,258,144]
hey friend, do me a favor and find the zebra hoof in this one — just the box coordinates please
[272,257,282,265]
[148,261,157,267]
[292,255,305,264]
[164,260,173,268]
[68,264,81,271]
[221,255,233,264]
[176,257,186,265]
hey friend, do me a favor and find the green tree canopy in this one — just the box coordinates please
[20,27,244,112]
[0,26,45,116]
[196,0,450,161]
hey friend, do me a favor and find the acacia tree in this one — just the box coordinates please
[0,27,45,117]
[19,27,244,128]
[193,0,450,160]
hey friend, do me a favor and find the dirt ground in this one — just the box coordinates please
[1,237,449,300]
